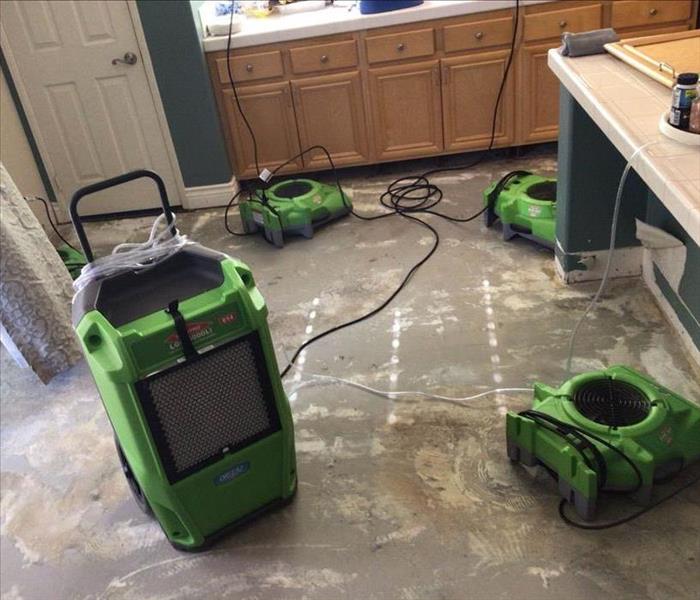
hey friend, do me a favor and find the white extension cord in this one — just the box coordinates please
[73,213,191,293]
[288,371,531,407]
[564,140,657,375]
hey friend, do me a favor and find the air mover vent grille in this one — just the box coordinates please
[573,378,650,427]
[136,332,281,483]
[526,181,556,202]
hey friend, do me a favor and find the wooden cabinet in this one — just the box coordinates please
[610,0,693,30]
[291,72,370,169]
[442,50,515,152]
[365,28,435,64]
[221,82,301,178]
[368,60,443,160]
[207,0,699,178]
[289,40,358,75]
[214,50,284,84]
[523,3,603,42]
[518,43,562,145]
[518,2,603,144]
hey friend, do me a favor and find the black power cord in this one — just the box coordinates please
[223,1,521,378]
[519,409,700,529]
[226,4,262,180]
[29,196,79,251]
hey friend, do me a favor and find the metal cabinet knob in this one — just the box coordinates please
[320,54,329,63]
[111,51,137,66]
[559,20,567,28]
[245,63,254,72]
[649,7,658,16]
[474,31,484,40]
[397,42,406,52]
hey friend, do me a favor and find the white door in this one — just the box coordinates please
[0,0,184,217]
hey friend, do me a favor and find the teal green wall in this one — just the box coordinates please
[137,0,232,188]
[556,87,647,272]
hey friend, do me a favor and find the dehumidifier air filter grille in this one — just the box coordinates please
[136,333,281,483]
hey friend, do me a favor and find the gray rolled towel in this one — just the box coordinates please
[559,28,620,57]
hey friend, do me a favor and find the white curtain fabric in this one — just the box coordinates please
[0,163,81,383]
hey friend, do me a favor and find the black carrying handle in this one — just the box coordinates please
[70,169,175,263]
[487,170,532,212]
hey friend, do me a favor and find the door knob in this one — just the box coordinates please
[112,52,138,66]
[474,31,484,40]
[559,20,567,28]
[649,7,658,16]
[397,43,406,52]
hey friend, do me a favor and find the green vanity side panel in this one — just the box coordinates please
[646,192,700,349]
[555,87,648,273]
[136,0,232,188]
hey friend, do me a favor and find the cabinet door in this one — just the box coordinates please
[221,82,302,179]
[291,72,370,170]
[518,43,560,145]
[442,50,515,152]
[368,60,443,160]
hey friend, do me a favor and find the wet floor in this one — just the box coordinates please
[2,147,699,599]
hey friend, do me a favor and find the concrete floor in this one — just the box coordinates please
[2,147,699,600]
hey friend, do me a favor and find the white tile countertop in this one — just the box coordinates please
[548,49,700,245]
[202,0,549,52]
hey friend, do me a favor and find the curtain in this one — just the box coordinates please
[0,163,81,383]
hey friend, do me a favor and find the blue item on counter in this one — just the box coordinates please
[359,0,423,15]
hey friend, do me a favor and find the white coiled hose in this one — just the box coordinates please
[72,213,191,293]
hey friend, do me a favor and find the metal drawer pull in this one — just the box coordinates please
[559,20,567,28]
[245,64,254,72]
[649,7,658,16]
[320,54,329,63]
[474,31,484,40]
[397,42,406,52]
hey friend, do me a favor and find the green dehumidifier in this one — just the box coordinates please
[483,170,557,249]
[507,366,700,520]
[241,178,351,247]
[70,170,297,551]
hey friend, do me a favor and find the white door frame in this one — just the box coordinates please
[0,1,187,221]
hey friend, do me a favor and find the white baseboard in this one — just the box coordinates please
[183,177,239,210]
[642,252,700,372]
[555,246,643,284]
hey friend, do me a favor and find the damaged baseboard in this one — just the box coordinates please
[554,246,643,284]
[184,177,239,210]
[642,252,700,372]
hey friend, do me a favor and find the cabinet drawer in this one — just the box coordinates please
[611,1,692,30]
[289,40,358,75]
[365,28,435,64]
[523,4,602,42]
[215,50,284,84]
[444,16,514,53]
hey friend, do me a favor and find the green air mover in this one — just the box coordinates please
[483,170,557,249]
[241,178,351,247]
[58,244,87,280]
[507,366,700,521]
[70,170,296,551]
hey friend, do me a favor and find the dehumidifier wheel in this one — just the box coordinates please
[115,437,153,516]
